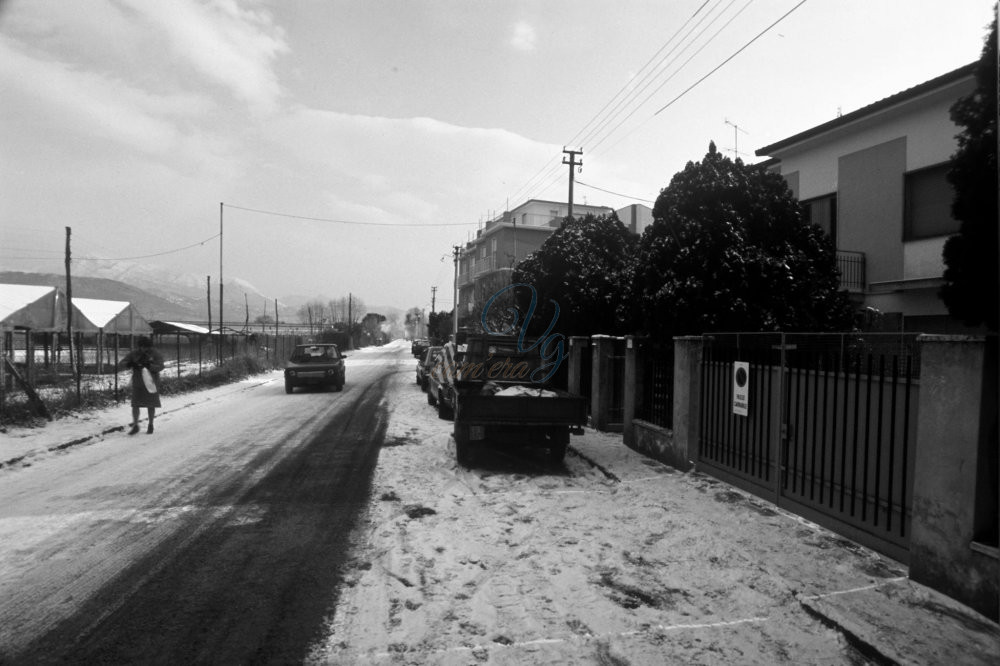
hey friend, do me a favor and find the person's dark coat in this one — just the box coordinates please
[121,347,164,409]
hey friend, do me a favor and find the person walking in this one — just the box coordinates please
[120,335,164,435]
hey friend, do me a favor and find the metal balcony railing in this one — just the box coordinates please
[836,250,866,292]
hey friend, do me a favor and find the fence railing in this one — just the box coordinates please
[1,331,302,418]
[637,343,674,429]
[836,250,866,292]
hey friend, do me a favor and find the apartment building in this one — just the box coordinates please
[755,63,978,333]
[455,199,655,321]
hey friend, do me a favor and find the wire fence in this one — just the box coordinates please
[1,330,303,420]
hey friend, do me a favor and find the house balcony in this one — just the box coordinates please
[836,250,866,292]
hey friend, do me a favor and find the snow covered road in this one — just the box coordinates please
[0,343,406,663]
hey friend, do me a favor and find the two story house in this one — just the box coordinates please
[755,62,979,333]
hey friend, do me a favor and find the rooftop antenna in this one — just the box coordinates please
[724,118,750,159]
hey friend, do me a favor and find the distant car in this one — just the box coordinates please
[284,343,347,393]
[411,338,430,358]
[416,346,443,389]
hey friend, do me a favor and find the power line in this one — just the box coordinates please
[224,204,477,227]
[655,0,809,116]
[579,0,735,154]
[1,233,221,261]
[576,180,656,204]
[590,0,751,156]
[498,0,756,210]
[497,1,717,211]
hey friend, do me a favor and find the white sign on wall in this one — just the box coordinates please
[733,361,749,417]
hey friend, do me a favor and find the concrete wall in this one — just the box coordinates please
[909,335,999,621]
[838,137,906,284]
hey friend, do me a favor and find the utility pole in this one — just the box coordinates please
[431,286,437,315]
[218,202,224,362]
[65,226,76,384]
[562,147,583,221]
[206,275,212,344]
[452,245,460,338]
[348,293,353,350]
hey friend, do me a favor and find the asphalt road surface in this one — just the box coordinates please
[0,345,402,664]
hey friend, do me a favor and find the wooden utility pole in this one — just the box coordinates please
[431,286,437,315]
[218,202,224,362]
[452,245,460,338]
[348,293,353,350]
[206,275,212,341]
[562,147,583,221]
[64,227,77,384]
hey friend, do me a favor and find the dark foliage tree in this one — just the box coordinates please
[941,15,998,331]
[512,212,638,337]
[427,309,453,344]
[636,143,853,335]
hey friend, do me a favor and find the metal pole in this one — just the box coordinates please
[219,202,224,363]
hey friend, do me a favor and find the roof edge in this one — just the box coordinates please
[755,62,977,157]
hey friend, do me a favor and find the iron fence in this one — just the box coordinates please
[637,343,674,429]
[699,332,920,563]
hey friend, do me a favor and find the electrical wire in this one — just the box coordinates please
[224,204,478,227]
[655,0,809,115]
[576,180,656,204]
[77,233,221,261]
[590,0,752,156]
[498,0,718,210]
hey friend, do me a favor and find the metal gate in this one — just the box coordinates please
[699,333,920,563]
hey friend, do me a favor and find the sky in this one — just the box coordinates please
[0,0,995,315]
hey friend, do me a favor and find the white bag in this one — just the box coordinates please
[141,367,157,394]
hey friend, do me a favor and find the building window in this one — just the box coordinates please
[802,194,837,246]
[904,163,959,240]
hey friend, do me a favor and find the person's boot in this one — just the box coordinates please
[147,422,154,434]
[128,423,140,435]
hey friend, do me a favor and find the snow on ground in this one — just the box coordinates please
[307,364,911,665]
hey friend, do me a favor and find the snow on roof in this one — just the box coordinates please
[72,298,130,329]
[0,284,60,329]
[151,321,212,335]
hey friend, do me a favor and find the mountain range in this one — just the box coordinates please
[1,263,404,327]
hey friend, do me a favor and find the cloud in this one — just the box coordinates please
[118,0,289,113]
[510,21,537,51]
[254,107,559,226]
[0,36,186,154]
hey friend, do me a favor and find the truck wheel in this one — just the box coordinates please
[438,395,454,420]
[427,389,437,406]
[547,429,569,464]
[455,426,474,466]
[284,380,294,394]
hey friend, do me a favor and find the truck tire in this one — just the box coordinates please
[438,394,454,420]
[547,429,569,464]
[455,425,474,466]
[427,389,437,406]
[284,379,294,394]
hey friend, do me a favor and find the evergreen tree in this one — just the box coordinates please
[941,15,998,330]
[636,143,853,335]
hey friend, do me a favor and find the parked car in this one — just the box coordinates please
[426,341,465,419]
[411,338,430,358]
[416,346,443,389]
[284,343,346,393]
